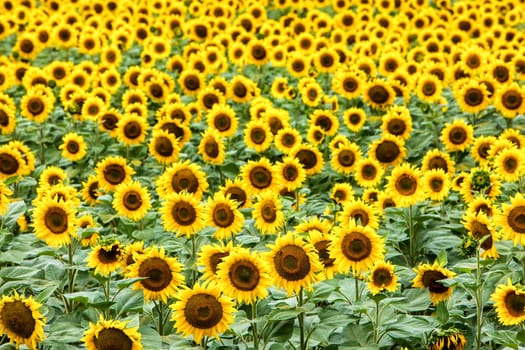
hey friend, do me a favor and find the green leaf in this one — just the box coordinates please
[262,319,294,344]
[0,266,41,280]
[3,200,26,228]
[436,301,449,324]
[36,285,58,303]
[267,307,302,321]
[140,325,162,349]
[115,289,144,316]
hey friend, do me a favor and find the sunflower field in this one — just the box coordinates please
[2,0,525,349]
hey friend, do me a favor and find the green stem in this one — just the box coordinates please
[155,301,165,336]
[408,205,416,266]
[252,301,259,350]
[505,117,513,129]
[191,235,197,287]
[297,287,306,350]
[475,243,483,350]
[355,276,360,302]
[39,124,46,165]
[373,298,381,344]
[104,273,111,318]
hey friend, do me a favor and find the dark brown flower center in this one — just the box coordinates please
[0,153,19,175]
[375,140,400,163]
[372,267,392,286]
[250,127,266,144]
[422,81,436,96]
[203,93,219,110]
[502,90,523,110]
[212,203,235,228]
[349,209,369,226]
[465,88,483,106]
[368,85,390,104]
[395,173,417,196]
[503,156,518,173]
[123,191,142,211]
[361,163,377,180]
[66,141,79,154]
[260,202,277,223]
[508,206,525,234]
[102,113,119,130]
[97,244,121,264]
[214,114,231,131]
[204,139,220,158]
[273,244,311,281]
[504,291,525,317]
[171,200,197,226]
[1,301,35,339]
[249,166,272,189]
[224,186,247,208]
[428,156,448,173]
[429,176,444,192]
[337,149,355,167]
[282,164,299,182]
[341,231,372,261]
[470,220,493,250]
[139,257,172,292]
[20,39,34,54]
[229,260,260,291]
[448,126,467,145]
[104,164,126,185]
[233,82,247,98]
[171,169,198,194]
[184,293,223,329]
[387,119,406,136]
[124,121,142,139]
[154,136,174,157]
[421,270,449,294]
[314,240,334,268]
[0,109,9,126]
[296,149,318,170]
[149,83,164,99]
[184,75,200,91]
[251,44,266,60]
[210,252,229,274]
[343,77,358,93]
[44,207,68,234]
[27,97,44,115]
[94,327,132,350]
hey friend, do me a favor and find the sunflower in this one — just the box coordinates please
[116,113,148,146]
[0,146,26,180]
[332,70,363,99]
[494,82,525,119]
[368,135,406,167]
[381,106,412,140]
[179,69,204,96]
[240,157,276,196]
[252,192,284,235]
[500,128,525,150]
[330,141,362,175]
[495,192,525,246]
[493,147,524,183]
[460,167,501,202]
[415,73,443,103]
[274,156,306,192]
[81,175,101,206]
[428,328,467,350]
[455,79,489,114]
[244,119,272,153]
[310,109,339,137]
[287,52,309,78]
[463,211,499,259]
[171,282,236,345]
[412,262,455,304]
[206,193,244,240]
[0,292,45,350]
[206,103,238,138]
[306,229,337,280]
[421,149,455,177]
[491,279,525,326]
[95,156,135,192]
[343,107,367,132]
[58,132,87,162]
[229,75,258,103]
[331,183,354,206]
[112,181,151,221]
[216,247,271,304]
[363,79,395,110]
[20,86,54,123]
[330,223,384,276]
[155,160,208,201]
[32,197,77,247]
[197,241,234,282]
[487,139,515,160]
[0,104,16,135]
[78,214,98,248]
[290,144,325,176]
[86,241,123,276]
[0,180,12,215]
[148,130,180,164]
[15,32,40,60]
[198,128,226,165]
[264,232,322,296]
[300,81,323,107]
[471,135,496,165]
[354,158,384,189]
[340,199,380,230]
[160,192,205,238]
[126,246,185,303]
[368,261,399,295]
[423,169,450,202]
[98,108,121,137]
[440,119,474,153]
[274,127,302,154]
[82,316,142,350]
[155,118,192,146]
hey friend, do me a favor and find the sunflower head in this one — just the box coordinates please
[82,316,142,350]
[491,279,525,326]
[412,262,455,304]
[368,260,399,295]
[428,328,467,350]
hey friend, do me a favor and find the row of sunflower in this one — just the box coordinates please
[1,0,525,349]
